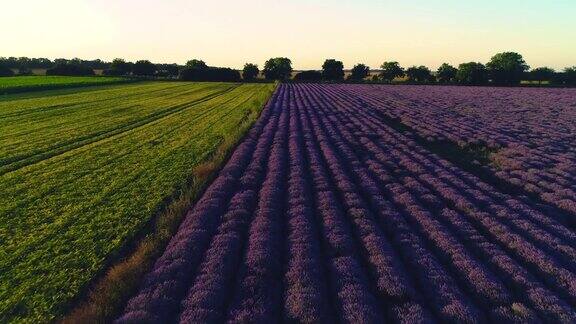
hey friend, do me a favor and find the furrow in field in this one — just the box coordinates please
[281,89,336,323]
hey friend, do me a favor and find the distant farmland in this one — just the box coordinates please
[0,76,132,94]
[0,81,275,322]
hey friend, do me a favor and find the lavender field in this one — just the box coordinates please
[117,84,576,323]
[343,85,576,218]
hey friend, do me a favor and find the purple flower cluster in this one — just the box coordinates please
[117,84,576,323]
[337,84,576,218]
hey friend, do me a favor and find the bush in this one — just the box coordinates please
[0,65,14,77]
[18,67,33,76]
[529,67,555,84]
[564,67,576,85]
[455,62,488,85]
[322,59,344,81]
[102,69,125,76]
[46,64,95,76]
[293,70,322,82]
[179,67,241,82]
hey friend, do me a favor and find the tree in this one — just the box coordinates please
[154,64,180,78]
[18,67,33,75]
[455,62,488,85]
[0,64,14,77]
[163,64,180,77]
[486,52,529,85]
[406,66,434,83]
[54,58,68,66]
[529,67,555,85]
[437,63,458,83]
[321,59,344,81]
[293,70,322,81]
[110,58,132,75]
[46,64,95,76]
[179,67,240,82]
[564,66,576,85]
[263,57,292,80]
[349,63,370,81]
[185,59,207,70]
[379,62,404,83]
[132,60,156,76]
[31,58,53,69]
[242,63,259,81]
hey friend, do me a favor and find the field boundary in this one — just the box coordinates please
[59,83,277,323]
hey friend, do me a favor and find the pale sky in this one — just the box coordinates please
[2,0,575,70]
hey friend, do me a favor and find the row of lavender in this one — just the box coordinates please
[117,84,576,323]
[339,84,576,217]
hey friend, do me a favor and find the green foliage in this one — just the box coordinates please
[0,65,14,77]
[437,63,457,83]
[17,67,32,76]
[155,63,180,78]
[242,63,259,81]
[379,61,404,83]
[455,62,489,85]
[349,64,370,81]
[0,81,276,322]
[185,59,208,70]
[293,70,322,81]
[132,60,156,76]
[107,58,133,76]
[549,67,576,86]
[529,67,555,84]
[487,52,529,85]
[46,64,95,76]
[406,66,434,83]
[179,67,241,82]
[564,66,576,85]
[321,59,344,81]
[263,57,292,80]
[0,76,132,94]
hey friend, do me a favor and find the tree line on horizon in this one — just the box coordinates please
[1,53,575,86]
[296,53,576,86]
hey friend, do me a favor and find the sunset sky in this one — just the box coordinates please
[2,0,575,70]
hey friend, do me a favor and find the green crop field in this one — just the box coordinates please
[0,81,276,322]
[0,76,133,94]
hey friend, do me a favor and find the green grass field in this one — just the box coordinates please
[0,76,133,94]
[0,81,276,322]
